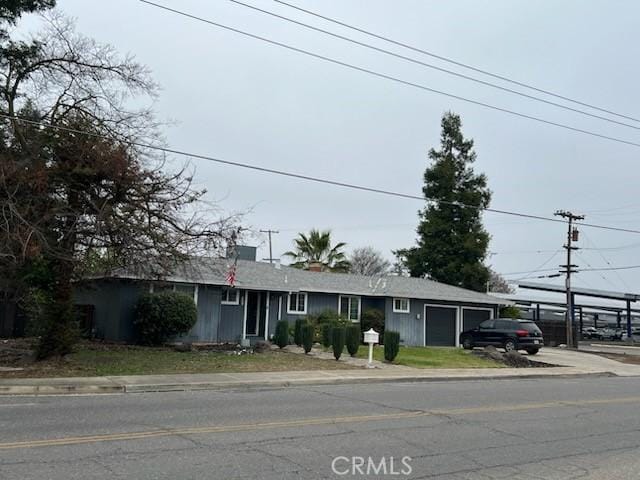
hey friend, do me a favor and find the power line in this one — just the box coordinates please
[503,264,640,276]
[581,230,633,291]
[273,0,640,124]
[505,249,562,280]
[137,1,640,150]
[229,0,640,132]
[4,112,640,236]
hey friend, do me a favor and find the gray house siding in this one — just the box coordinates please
[218,288,244,342]
[73,274,502,346]
[179,285,220,343]
[278,292,339,324]
[74,280,144,342]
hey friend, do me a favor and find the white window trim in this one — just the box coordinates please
[339,295,361,322]
[287,292,308,315]
[392,298,410,313]
[221,288,240,305]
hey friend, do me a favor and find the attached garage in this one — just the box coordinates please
[462,307,493,333]
[424,305,458,346]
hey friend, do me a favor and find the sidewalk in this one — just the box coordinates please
[2,347,638,396]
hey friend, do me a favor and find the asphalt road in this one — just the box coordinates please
[2,376,640,479]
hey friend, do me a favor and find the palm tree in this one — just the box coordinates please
[284,229,350,272]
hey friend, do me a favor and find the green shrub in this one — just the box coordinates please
[346,324,361,357]
[294,318,306,346]
[133,292,197,346]
[321,324,332,348]
[383,330,400,362]
[275,320,289,349]
[302,323,314,354]
[331,327,346,361]
[499,306,520,319]
[361,308,385,343]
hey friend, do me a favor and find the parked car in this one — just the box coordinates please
[460,318,544,355]
[582,327,598,339]
[592,328,622,341]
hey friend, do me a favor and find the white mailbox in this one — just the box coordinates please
[364,328,379,345]
[364,328,379,368]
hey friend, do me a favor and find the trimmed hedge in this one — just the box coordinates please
[134,292,197,346]
[275,320,289,349]
[383,330,400,362]
[294,318,306,346]
[302,323,314,354]
[361,308,385,344]
[345,324,361,357]
[332,327,346,361]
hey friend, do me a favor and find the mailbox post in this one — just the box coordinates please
[364,328,379,368]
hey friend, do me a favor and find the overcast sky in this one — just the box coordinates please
[18,0,640,296]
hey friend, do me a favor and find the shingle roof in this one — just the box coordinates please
[109,258,509,306]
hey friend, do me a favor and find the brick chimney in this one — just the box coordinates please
[308,262,323,272]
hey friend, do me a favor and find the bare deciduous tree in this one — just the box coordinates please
[1,11,239,357]
[348,247,391,276]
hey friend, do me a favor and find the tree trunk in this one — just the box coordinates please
[37,258,77,359]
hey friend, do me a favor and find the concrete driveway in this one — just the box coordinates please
[534,347,640,376]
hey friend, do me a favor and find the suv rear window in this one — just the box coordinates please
[495,320,513,329]
[519,321,542,333]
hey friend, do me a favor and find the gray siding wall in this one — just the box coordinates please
[75,280,144,342]
[279,292,340,324]
[218,288,244,342]
[179,285,220,343]
[385,298,423,346]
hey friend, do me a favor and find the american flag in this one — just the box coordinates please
[226,262,237,287]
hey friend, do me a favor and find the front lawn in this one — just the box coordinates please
[357,346,503,368]
[0,341,357,378]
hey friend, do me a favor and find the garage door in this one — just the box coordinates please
[424,306,457,346]
[463,308,493,333]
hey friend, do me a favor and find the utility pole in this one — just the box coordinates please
[554,210,584,348]
[260,229,279,264]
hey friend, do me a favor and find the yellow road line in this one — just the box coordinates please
[3,396,640,450]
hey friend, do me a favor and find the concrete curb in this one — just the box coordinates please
[0,371,616,396]
[0,384,125,395]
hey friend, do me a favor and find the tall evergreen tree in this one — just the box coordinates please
[396,112,491,292]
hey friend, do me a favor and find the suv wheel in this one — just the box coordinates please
[504,338,517,352]
[462,336,473,350]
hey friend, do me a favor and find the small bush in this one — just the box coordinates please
[275,320,289,349]
[302,324,314,354]
[321,324,332,348]
[361,308,385,344]
[294,318,306,346]
[134,292,197,346]
[346,325,361,357]
[331,327,346,361]
[383,330,400,362]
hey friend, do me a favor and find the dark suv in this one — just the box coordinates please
[460,318,544,355]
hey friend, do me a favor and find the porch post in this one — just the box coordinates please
[242,290,248,341]
[265,292,270,340]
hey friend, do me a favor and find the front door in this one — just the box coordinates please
[245,291,268,338]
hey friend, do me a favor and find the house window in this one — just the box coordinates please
[393,298,410,313]
[221,288,239,305]
[150,283,198,306]
[339,295,361,322]
[287,292,307,314]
